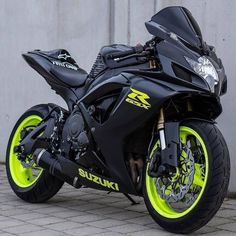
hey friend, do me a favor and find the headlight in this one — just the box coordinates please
[185,56,219,92]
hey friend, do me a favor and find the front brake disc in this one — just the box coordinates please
[155,145,195,203]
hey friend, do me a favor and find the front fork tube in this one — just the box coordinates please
[158,108,166,150]
[157,108,179,167]
[148,109,179,178]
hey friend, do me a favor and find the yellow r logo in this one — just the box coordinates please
[126,88,151,109]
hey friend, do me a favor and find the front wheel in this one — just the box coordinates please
[143,121,230,234]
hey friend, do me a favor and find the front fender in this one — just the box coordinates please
[181,117,216,124]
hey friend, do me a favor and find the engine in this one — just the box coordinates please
[62,110,89,159]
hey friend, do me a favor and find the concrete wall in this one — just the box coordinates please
[0,0,235,191]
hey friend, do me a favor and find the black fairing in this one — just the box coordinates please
[77,69,222,194]
[145,6,203,50]
[20,6,227,196]
[144,6,227,97]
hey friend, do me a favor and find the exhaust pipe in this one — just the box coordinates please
[33,149,81,188]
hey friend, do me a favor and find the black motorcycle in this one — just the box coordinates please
[6,6,230,234]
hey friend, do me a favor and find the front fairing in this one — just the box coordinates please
[156,38,226,96]
[146,6,227,96]
[156,38,227,97]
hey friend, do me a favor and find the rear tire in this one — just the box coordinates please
[6,104,64,203]
[143,120,230,234]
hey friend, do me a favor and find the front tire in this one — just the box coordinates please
[143,120,230,234]
[6,104,64,203]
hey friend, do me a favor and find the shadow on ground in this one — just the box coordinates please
[0,164,235,236]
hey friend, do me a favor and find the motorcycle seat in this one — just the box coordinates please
[51,66,88,87]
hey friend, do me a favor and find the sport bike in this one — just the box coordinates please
[6,6,230,234]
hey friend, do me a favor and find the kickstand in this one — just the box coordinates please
[123,193,139,205]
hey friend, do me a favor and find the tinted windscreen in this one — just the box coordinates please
[146,7,203,49]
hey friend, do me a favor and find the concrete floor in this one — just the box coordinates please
[0,164,236,236]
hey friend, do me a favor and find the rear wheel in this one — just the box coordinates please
[6,105,64,203]
[143,121,230,234]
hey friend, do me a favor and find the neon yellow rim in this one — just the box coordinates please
[146,126,209,219]
[9,115,43,188]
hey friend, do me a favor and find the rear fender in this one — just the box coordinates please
[22,52,64,87]
[23,53,79,110]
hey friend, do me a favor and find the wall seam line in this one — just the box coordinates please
[127,0,131,45]
[109,0,115,44]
